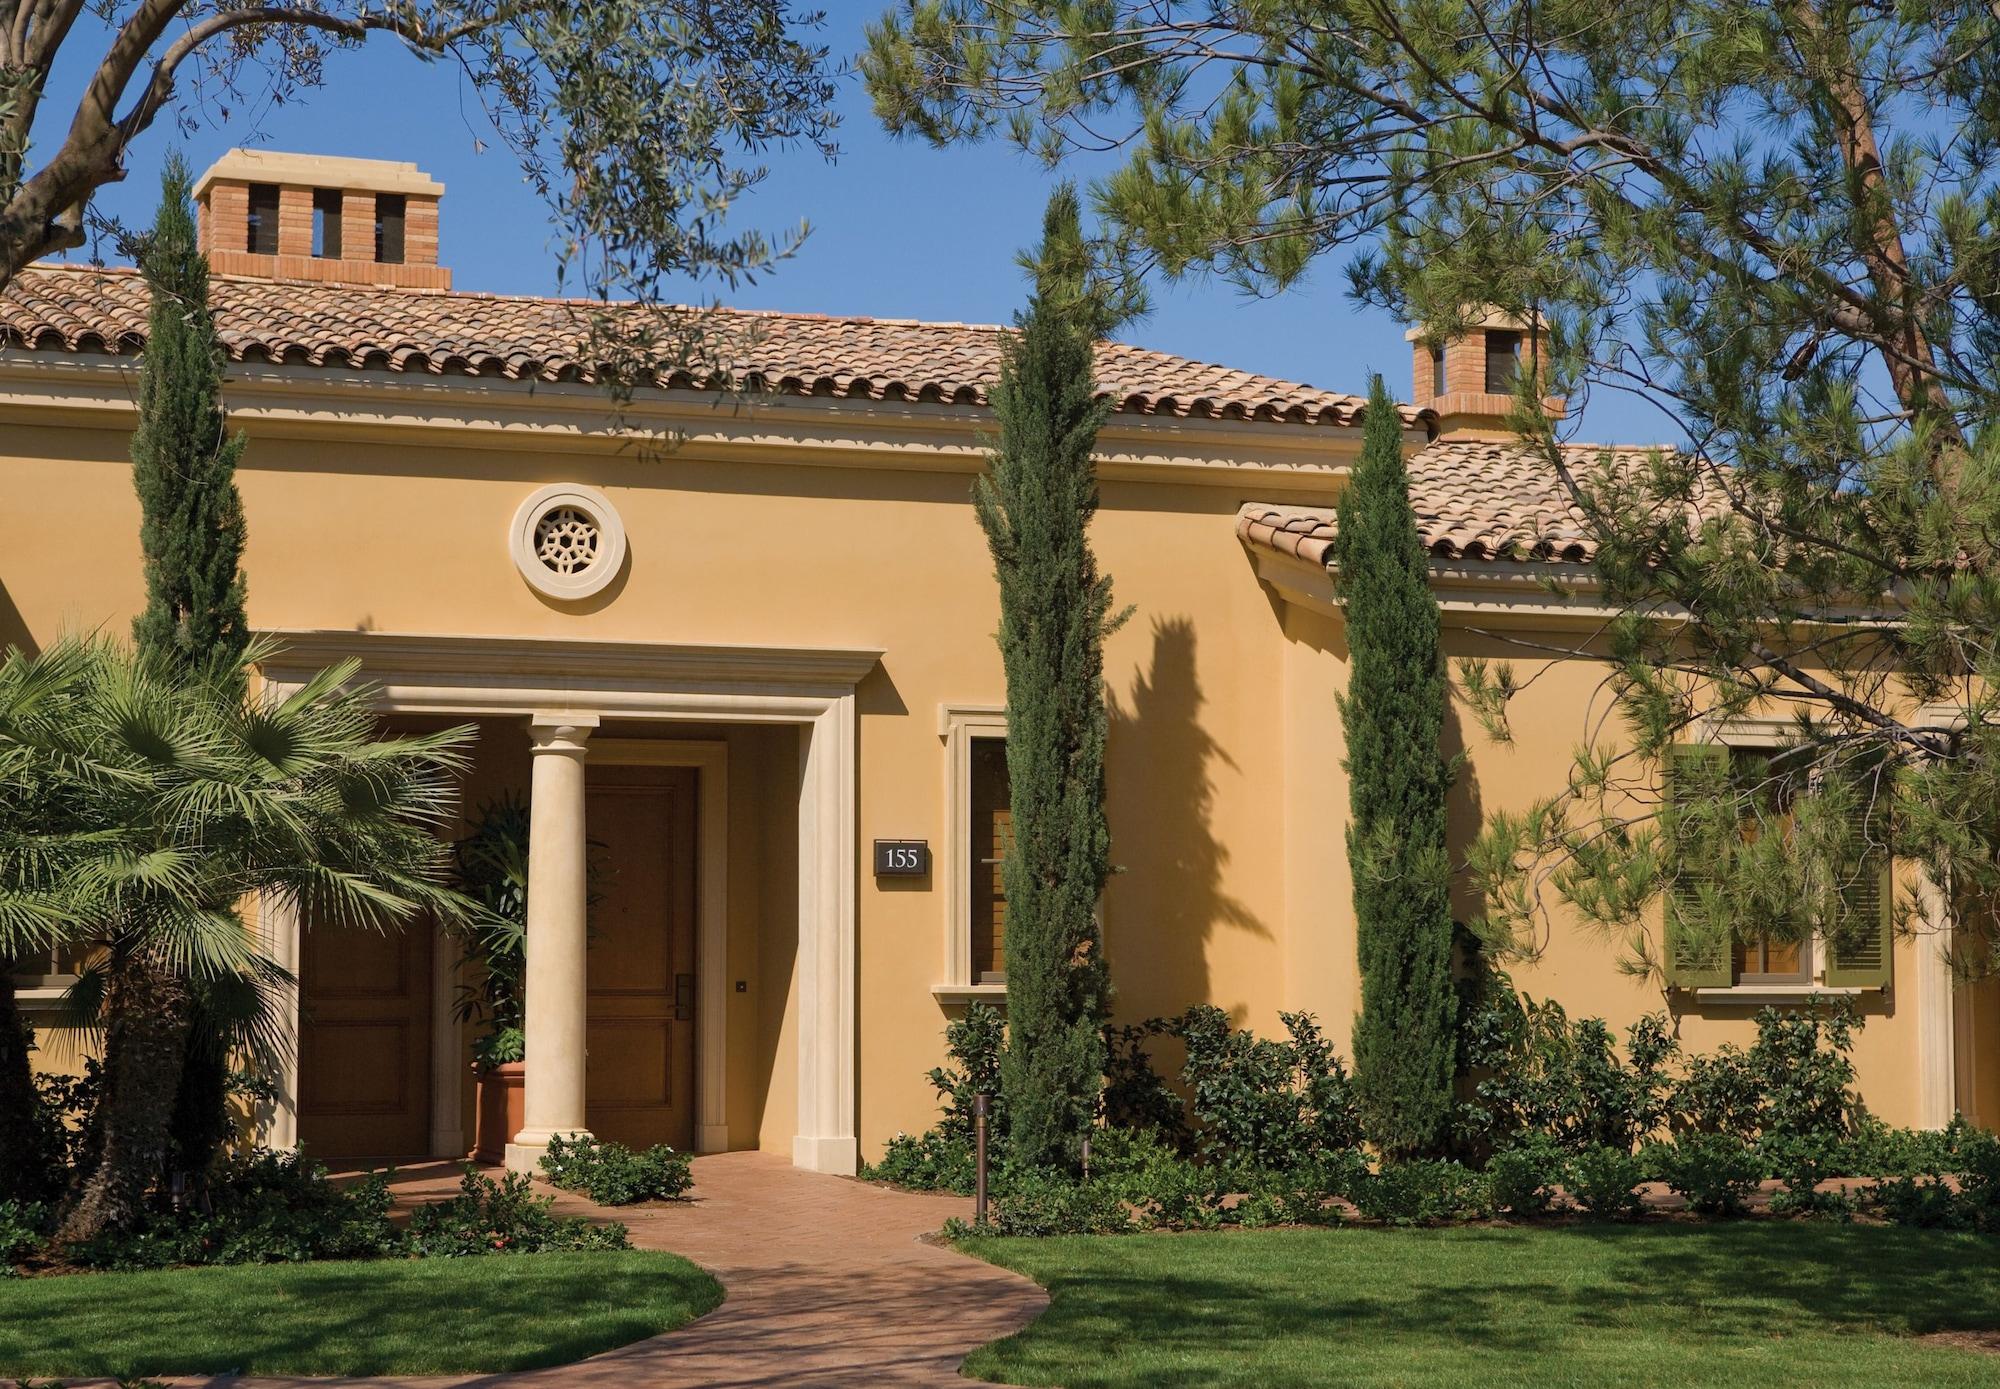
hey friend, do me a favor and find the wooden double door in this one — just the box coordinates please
[584,765,699,1152]
[298,763,699,1161]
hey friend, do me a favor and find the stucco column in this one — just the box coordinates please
[505,712,599,1173]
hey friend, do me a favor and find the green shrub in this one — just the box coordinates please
[0,1199,50,1275]
[69,1150,398,1270]
[403,1168,629,1257]
[1565,1146,1645,1218]
[860,1004,1006,1193]
[1758,1132,1854,1217]
[1645,1133,1763,1216]
[1107,1150,1231,1231]
[1100,1017,1189,1146]
[539,1134,692,1205]
[1842,1114,1983,1177]
[981,1168,1132,1236]
[1873,1128,2000,1233]
[1235,1152,1365,1228]
[1176,1006,1362,1171]
[1458,983,1676,1156]
[1350,1160,1490,1226]
[1873,1172,1965,1229]
[1487,1137,1564,1217]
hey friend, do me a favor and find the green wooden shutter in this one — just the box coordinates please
[1823,772,1893,989]
[1663,744,1733,989]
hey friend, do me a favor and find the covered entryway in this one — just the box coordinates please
[586,764,699,1150]
[296,917,434,1162]
[259,630,875,1176]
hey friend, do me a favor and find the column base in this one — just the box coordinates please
[696,1123,730,1155]
[504,1127,593,1175]
[792,1133,858,1175]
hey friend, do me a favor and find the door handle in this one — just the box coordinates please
[673,972,694,1021]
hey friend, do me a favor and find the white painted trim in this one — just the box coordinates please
[0,351,1365,491]
[930,984,1008,1006]
[939,704,1008,992]
[259,893,302,1152]
[1915,871,1957,1128]
[1689,986,1864,1007]
[255,629,867,1176]
[592,738,731,1154]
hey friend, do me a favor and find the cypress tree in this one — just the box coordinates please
[129,154,251,1187]
[1337,375,1457,1159]
[981,187,1121,1172]
[131,152,249,689]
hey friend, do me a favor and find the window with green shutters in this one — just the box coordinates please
[1661,742,1892,991]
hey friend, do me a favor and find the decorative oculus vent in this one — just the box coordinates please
[510,484,626,600]
[534,507,600,575]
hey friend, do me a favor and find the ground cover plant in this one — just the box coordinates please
[958,1223,2000,1389]
[539,1134,694,1205]
[0,1250,721,1379]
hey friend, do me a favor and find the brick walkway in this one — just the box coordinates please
[131,1152,1047,1389]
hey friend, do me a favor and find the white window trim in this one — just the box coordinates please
[935,703,1008,1002]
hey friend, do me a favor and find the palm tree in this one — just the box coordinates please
[0,635,473,1242]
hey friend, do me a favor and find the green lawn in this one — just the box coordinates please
[962,1223,2000,1388]
[0,1250,722,1378]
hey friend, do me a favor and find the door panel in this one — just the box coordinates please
[586,767,697,1150]
[298,920,433,1161]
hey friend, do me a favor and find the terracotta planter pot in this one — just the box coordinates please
[473,1061,526,1164]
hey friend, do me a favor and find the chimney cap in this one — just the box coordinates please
[193,149,444,200]
[1403,308,1537,343]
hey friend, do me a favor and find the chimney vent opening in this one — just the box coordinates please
[312,189,343,259]
[375,194,406,265]
[246,184,280,256]
[1484,329,1522,394]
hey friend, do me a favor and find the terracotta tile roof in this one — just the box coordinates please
[0,262,1381,427]
[1238,438,1686,568]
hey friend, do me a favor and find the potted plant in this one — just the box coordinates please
[452,795,530,1164]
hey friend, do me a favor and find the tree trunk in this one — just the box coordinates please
[0,976,55,1205]
[56,947,191,1244]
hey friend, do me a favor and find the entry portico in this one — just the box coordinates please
[256,630,880,1176]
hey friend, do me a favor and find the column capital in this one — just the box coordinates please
[527,711,599,755]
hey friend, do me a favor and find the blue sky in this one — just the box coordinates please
[43,3,1674,442]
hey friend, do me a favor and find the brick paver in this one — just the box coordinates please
[118,1152,1046,1389]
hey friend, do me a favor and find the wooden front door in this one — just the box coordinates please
[586,765,698,1150]
[297,920,434,1162]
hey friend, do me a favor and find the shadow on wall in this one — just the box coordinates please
[1442,687,1488,932]
[1105,616,1268,1022]
[0,580,34,656]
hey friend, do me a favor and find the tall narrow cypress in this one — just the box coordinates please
[132,152,249,688]
[1337,375,1457,1159]
[130,154,251,1188]
[981,187,1120,1171]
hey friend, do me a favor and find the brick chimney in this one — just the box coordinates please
[1408,311,1563,440]
[192,150,448,290]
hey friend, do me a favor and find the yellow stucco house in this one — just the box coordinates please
[3,151,1993,1175]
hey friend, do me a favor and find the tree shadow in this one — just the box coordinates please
[1104,616,1268,1023]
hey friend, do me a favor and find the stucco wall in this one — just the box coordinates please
[2,405,1319,1161]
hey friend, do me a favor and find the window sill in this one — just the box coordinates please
[931,983,1007,1006]
[11,983,76,1011]
[1687,985,1869,1007]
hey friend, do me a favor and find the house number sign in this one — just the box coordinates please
[874,840,931,876]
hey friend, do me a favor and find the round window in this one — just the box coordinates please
[509,484,626,600]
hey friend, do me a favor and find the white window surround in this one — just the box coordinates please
[255,629,878,1176]
[510,483,627,601]
[935,702,1008,1005]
